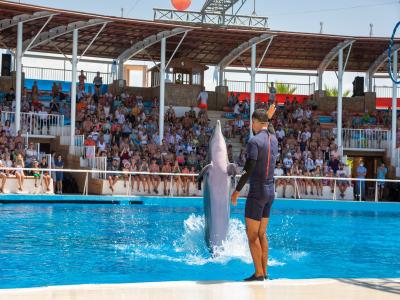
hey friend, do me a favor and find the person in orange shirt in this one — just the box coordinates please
[84,135,96,146]
[77,100,87,112]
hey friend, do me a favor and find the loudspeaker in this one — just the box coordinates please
[352,76,364,97]
[1,54,11,76]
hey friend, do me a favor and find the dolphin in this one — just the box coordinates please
[198,120,237,251]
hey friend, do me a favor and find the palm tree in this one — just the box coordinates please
[324,85,351,97]
[275,82,297,95]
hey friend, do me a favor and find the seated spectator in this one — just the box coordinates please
[283,153,294,173]
[274,162,284,189]
[0,159,7,193]
[14,153,25,192]
[336,163,349,199]
[233,115,244,137]
[40,157,52,193]
[31,160,41,188]
[107,158,120,192]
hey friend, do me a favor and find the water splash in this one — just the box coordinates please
[115,214,286,267]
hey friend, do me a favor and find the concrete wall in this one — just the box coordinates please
[316,92,376,114]
[108,82,225,109]
[0,75,13,91]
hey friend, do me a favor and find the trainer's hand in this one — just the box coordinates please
[231,191,240,206]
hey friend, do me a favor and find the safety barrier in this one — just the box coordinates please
[0,167,395,203]
[226,80,315,95]
[374,85,400,98]
[23,66,112,85]
[340,128,391,151]
[0,111,64,137]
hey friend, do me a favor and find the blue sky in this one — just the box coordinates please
[6,0,400,91]
[11,0,400,36]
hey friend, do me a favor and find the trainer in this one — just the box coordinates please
[231,107,278,281]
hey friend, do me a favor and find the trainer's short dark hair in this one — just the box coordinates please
[252,109,269,123]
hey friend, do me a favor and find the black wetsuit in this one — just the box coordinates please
[235,129,278,220]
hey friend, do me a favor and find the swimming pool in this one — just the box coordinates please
[0,198,399,289]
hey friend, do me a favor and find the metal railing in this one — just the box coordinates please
[0,111,64,137]
[90,157,107,180]
[23,66,112,85]
[0,166,396,203]
[374,85,400,98]
[226,80,315,95]
[60,135,85,146]
[340,128,391,151]
[153,8,268,28]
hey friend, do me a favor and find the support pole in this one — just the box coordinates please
[219,68,224,86]
[15,21,23,134]
[317,70,323,91]
[118,60,124,81]
[249,44,256,138]
[159,37,166,145]
[337,48,344,155]
[366,73,373,93]
[70,29,78,149]
[391,49,398,163]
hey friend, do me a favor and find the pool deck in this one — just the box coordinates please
[0,279,399,300]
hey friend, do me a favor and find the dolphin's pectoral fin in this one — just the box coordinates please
[197,163,213,190]
[227,163,238,176]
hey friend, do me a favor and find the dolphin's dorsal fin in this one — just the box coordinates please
[227,163,237,176]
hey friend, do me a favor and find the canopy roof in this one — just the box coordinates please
[0,0,397,72]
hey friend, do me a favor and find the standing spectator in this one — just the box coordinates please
[31,81,39,102]
[356,160,367,201]
[269,82,276,104]
[49,98,59,114]
[38,106,49,134]
[79,70,86,91]
[24,142,37,168]
[54,154,64,194]
[93,71,103,97]
[377,162,388,200]
[172,160,181,196]
[51,82,59,99]
[161,160,172,195]
[150,159,161,194]
[197,87,208,110]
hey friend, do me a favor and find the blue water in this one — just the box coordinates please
[0,198,399,289]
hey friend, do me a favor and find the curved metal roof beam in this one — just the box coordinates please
[22,18,110,51]
[318,39,355,73]
[217,33,274,69]
[367,44,400,76]
[0,11,58,31]
[117,27,191,63]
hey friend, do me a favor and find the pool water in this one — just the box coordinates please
[0,198,399,288]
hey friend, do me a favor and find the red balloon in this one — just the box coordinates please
[171,0,192,11]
